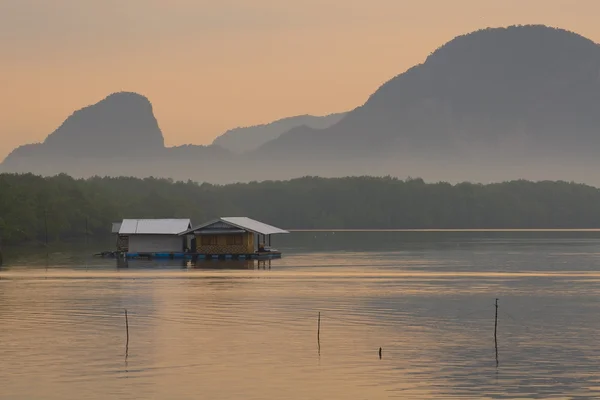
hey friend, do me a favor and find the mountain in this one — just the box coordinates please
[252,25,600,182]
[2,92,165,172]
[29,92,163,155]
[3,25,600,184]
[0,92,234,179]
[211,112,347,153]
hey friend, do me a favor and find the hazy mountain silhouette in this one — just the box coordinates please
[3,25,600,184]
[256,26,600,166]
[0,92,234,177]
[23,92,163,156]
[212,112,347,153]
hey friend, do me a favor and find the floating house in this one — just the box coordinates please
[179,217,289,259]
[116,219,192,256]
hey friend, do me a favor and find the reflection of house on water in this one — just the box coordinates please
[257,259,272,270]
[186,258,272,270]
[115,257,272,270]
[116,257,189,269]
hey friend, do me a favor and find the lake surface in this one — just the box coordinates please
[3,231,600,399]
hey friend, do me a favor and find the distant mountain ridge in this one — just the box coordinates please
[256,25,600,161]
[3,25,600,185]
[2,92,165,164]
[0,92,345,176]
[0,92,233,177]
[212,113,347,153]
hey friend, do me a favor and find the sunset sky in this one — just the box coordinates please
[2,0,600,159]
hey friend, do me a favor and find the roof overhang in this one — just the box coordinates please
[179,217,289,236]
[193,229,247,235]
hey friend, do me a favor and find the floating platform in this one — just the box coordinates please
[95,251,282,260]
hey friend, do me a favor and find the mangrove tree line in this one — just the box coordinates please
[1,173,600,245]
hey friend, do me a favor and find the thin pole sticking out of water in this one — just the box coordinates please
[494,298,499,367]
[125,309,129,358]
[317,312,321,355]
[379,347,382,359]
[318,312,321,340]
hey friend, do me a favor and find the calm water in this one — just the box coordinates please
[3,231,600,399]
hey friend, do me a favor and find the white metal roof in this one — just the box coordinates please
[118,219,191,235]
[221,217,289,235]
[181,217,289,236]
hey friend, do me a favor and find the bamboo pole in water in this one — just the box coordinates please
[317,312,321,341]
[125,309,129,358]
[494,298,499,367]
[317,311,321,355]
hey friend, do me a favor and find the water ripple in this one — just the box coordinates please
[3,236,600,398]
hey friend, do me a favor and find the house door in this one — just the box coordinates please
[117,235,129,252]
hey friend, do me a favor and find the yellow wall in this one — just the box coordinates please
[248,232,254,252]
[195,232,254,254]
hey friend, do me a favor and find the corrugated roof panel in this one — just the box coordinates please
[119,219,139,234]
[221,217,289,235]
[179,217,289,236]
[195,229,246,235]
[118,219,191,235]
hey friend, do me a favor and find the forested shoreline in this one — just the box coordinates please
[2,173,600,245]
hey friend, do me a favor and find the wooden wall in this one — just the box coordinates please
[195,232,254,254]
[117,235,129,252]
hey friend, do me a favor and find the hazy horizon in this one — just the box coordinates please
[3,0,600,160]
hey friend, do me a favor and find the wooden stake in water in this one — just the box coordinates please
[318,312,321,341]
[317,312,321,355]
[125,309,129,358]
[379,347,382,359]
[494,298,499,367]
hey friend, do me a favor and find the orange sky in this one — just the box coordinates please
[2,0,600,159]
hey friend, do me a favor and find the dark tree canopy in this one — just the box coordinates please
[1,173,600,245]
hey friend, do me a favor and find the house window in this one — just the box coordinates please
[226,235,243,245]
[201,235,218,245]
